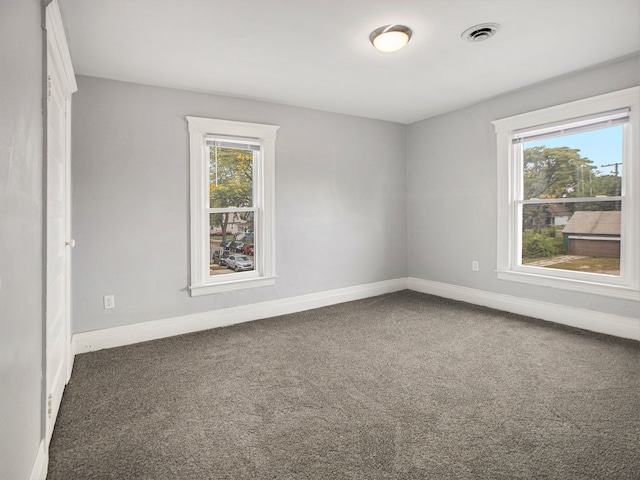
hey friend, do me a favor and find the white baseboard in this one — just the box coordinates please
[73,276,639,355]
[408,277,640,341]
[30,440,47,480]
[74,278,408,353]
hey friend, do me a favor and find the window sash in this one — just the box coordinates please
[511,108,629,144]
[205,205,262,283]
[208,142,257,210]
[206,136,261,151]
[208,207,255,213]
[207,207,258,281]
[514,198,624,271]
[512,125,626,278]
[516,196,623,205]
[206,142,257,281]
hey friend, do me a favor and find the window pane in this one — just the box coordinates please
[209,146,253,208]
[521,201,620,276]
[209,212,255,276]
[522,125,623,200]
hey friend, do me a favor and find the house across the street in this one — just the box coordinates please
[546,204,572,226]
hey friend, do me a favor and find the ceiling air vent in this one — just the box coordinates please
[461,23,500,42]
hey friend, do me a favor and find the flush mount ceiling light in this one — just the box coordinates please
[370,24,412,52]
[461,23,500,42]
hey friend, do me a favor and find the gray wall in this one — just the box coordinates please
[407,54,640,320]
[72,56,639,335]
[72,76,407,333]
[0,0,44,478]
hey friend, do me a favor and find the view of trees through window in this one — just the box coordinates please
[208,144,256,276]
[520,125,622,276]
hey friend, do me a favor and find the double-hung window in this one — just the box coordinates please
[493,87,639,301]
[187,117,279,295]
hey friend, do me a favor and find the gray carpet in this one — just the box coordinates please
[48,290,640,479]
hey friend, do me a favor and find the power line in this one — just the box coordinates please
[601,162,622,196]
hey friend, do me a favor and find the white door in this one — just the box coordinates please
[45,49,68,446]
[45,0,77,447]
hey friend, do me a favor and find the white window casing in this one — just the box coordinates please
[187,116,279,296]
[492,87,640,301]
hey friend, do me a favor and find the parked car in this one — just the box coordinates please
[212,250,231,266]
[241,244,254,255]
[229,241,243,252]
[219,241,232,250]
[226,254,254,272]
[211,230,233,236]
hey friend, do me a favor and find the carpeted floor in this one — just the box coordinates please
[48,290,640,479]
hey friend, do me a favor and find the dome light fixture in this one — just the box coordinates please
[370,24,412,53]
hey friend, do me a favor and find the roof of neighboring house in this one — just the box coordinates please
[562,211,621,236]
[546,204,572,217]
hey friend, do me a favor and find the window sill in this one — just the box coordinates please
[189,276,276,296]
[497,269,640,301]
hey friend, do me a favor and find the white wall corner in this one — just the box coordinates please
[407,277,640,341]
[74,278,408,353]
[29,440,48,480]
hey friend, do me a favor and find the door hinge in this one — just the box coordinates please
[47,75,52,100]
[47,393,53,418]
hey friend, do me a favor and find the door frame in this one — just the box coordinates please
[44,0,77,448]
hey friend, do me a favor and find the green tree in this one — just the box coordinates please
[209,147,253,241]
[590,174,620,196]
[523,146,596,200]
[522,145,622,230]
[523,146,601,229]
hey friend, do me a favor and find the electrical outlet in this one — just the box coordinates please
[472,261,479,271]
[103,294,115,309]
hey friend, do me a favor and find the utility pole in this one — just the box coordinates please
[601,162,622,196]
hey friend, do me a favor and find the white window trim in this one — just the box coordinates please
[492,87,640,301]
[187,116,279,296]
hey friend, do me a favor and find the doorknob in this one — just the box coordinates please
[66,239,76,248]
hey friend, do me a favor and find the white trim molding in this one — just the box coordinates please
[74,278,408,353]
[29,440,48,480]
[74,276,639,355]
[45,0,78,93]
[186,116,279,296]
[408,277,640,341]
[492,87,640,301]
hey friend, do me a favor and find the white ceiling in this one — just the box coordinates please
[57,0,640,124]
